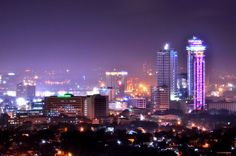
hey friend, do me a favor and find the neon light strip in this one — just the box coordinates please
[194,53,204,110]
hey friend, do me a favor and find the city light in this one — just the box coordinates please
[105,71,128,76]
[164,43,169,50]
[191,123,196,128]
[117,140,122,145]
[0,1,235,155]
[186,45,206,51]
[7,72,15,76]
[87,87,100,95]
[6,91,16,97]
[57,93,73,98]
[79,127,85,132]
[140,114,145,121]
[16,97,26,106]
[186,37,206,51]
[177,120,181,125]
[16,97,28,109]
[202,142,210,148]
[57,91,67,96]
[42,91,55,97]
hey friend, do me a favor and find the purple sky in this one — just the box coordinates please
[0,0,236,78]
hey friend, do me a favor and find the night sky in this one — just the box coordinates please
[0,0,236,78]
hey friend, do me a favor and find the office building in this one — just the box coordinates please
[99,87,116,102]
[156,43,178,110]
[0,72,18,96]
[105,71,128,98]
[16,82,36,101]
[186,36,206,110]
[170,49,178,100]
[84,94,108,119]
[44,94,85,117]
[44,93,108,119]
[156,86,170,111]
[129,97,146,109]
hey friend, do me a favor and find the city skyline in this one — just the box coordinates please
[0,0,236,78]
[1,1,236,155]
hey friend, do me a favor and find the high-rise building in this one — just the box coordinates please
[170,49,178,100]
[105,71,128,98]
[84,94,108,119]
[0,72,18,96]
[16,82,36,101]
[156,44,178,110]
[186,36,206,110]
[157,44,171,87]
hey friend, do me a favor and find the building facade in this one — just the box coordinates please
[156,44,178,110]
[0,72,18,96]
[44,94,108,119]
[105,71,128,98]
[84,94,108,119]
[44,94,85,117]
[186,36,206,110]
[156,86,170,111]
[207,102,236,112]
[170,49,178,100]
[129,97,147,109]
[16,82,36,101]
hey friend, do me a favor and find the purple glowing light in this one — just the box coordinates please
[194,52,205,110]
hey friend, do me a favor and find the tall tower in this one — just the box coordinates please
[156,44,178,110]
[186,36,206,110]
[170,49,178,100]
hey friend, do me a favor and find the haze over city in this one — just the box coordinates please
[1,0,236,78]
[1,1,236,155]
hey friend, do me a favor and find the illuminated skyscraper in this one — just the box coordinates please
[0,72,18,96]
[186,36,206,110]
[170,48,178,100]
[157,44,178,99]
[156,44,178,110]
